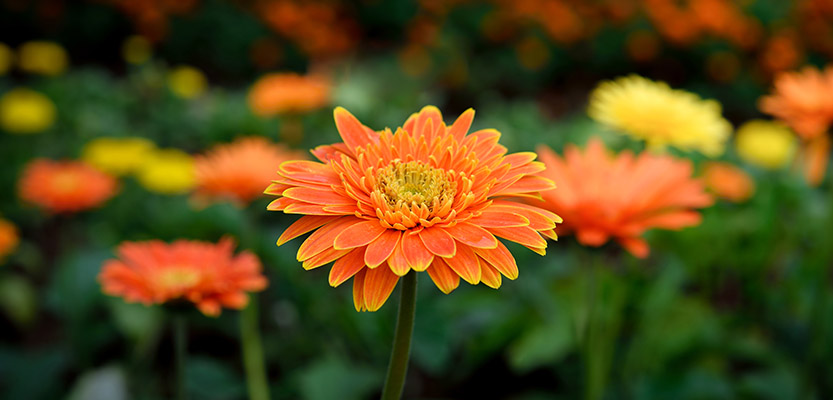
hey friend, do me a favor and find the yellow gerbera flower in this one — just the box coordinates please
[82,137,157,176]
[735,120,797,169]
[17,41,68,76]
[0,88,56,134]
[589,75,731,156]
[168,66,207,99]
[136,149,196,194]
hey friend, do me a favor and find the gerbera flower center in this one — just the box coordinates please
[376,161,456,210]
[158,267,201,291]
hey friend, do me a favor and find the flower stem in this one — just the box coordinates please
[174,314,188,400]
[380,271,418,400]
[241,300,270,400]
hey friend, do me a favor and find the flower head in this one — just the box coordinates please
[589,75,731,156]
[268,106,560,311]
[248,73,330,116]
[19,159,119,213]
[136,149,196,194]
[17,41,68,76]
[701,161,755,203]
[535,138,713,258]
[0,88,57,134]
[99,238,268,316]
[168,66,207,99]
[82,137,157,176]
[735,120,797,169]
[0,218,19,263]
[195,137,307,204]
[759,66,833,140]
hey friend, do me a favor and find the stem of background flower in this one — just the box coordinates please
[173,314,188,400]
[380,271,418,400]
[241,299,270,400]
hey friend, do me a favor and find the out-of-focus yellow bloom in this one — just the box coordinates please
[589,75,731,157]
[0,43,13,75]
[17,41,68,76]
[82,137,157,176]
[122,35,152,65]
[167,66,207,99]
[136,149,196,194]
[735,120,797,169]
[0,217,19,263]
[0,88,57,134]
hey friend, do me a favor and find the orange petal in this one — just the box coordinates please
[365,230,402,268]
[443,244,481,284]
[329,248,366,287]
[387,237,411,276]
[282,187,354,205]
[297,217,361,261]
[402,232,434,271]
[278,215,337,246]
[445,222,498,249]
[334,107,377,153]
[363,266,399,312]
[475,241,518,279]
[487,226,546,250]
[279,160,339,185]
[302,247,351,270]
[479,259,502,289]
[352,268,367,311]
[468,211,530,228]
[448,108,475,141]
[333,220,387,250]
[419,227,456,257]
[575,229,609,247]
[426,258,460,294]
[619,237,650,258]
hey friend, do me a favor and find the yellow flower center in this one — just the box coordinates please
[372,161,457,229]
[52,171,80,194]
[158,267,201,291]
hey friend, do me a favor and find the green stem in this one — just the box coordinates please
[380,271,418,400]
[241,300,270,400]
[174,314,188,400]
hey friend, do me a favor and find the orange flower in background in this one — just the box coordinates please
[0,218,19,262]
[535,138,713,258]
[701,161,755,203]
[18,159,118,213]
[248,73,331,116]
[267,106,561,311]
[195,136,307,204]
[759,65,833,140]
[99,238,268,316]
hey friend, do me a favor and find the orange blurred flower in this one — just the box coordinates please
[701,161,755,203]
[535,138,713,258]
[267,106,561,311]
[18,159,118,214]
[0,218,19,263]
[259,0,358,59]
[248,73,330,117]
[99,238,267,316]
[759,65,833,140]
[195,136,307,205]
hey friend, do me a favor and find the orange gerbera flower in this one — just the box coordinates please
[701,161,755,203]
[195,137,307,204]
[18,159,118,213]
[248,73,330,116]
[759,65,833,140]
[98,238,268,316]
[535,138,713,258]
[0,218,19,263]
[267,106,561,311]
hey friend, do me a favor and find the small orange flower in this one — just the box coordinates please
[195,137,307,205]
[535,138,713,258]
[99,238,268,316]
[268,106,561,311]
[248,73,330,116]
[18,159,118,213]
[0,218,19,263]
[701,161,755,203]
[759,65,833,140]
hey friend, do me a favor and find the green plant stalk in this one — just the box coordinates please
[174,314,187,400]
[380,271,418,400]
[241,300,270,400]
